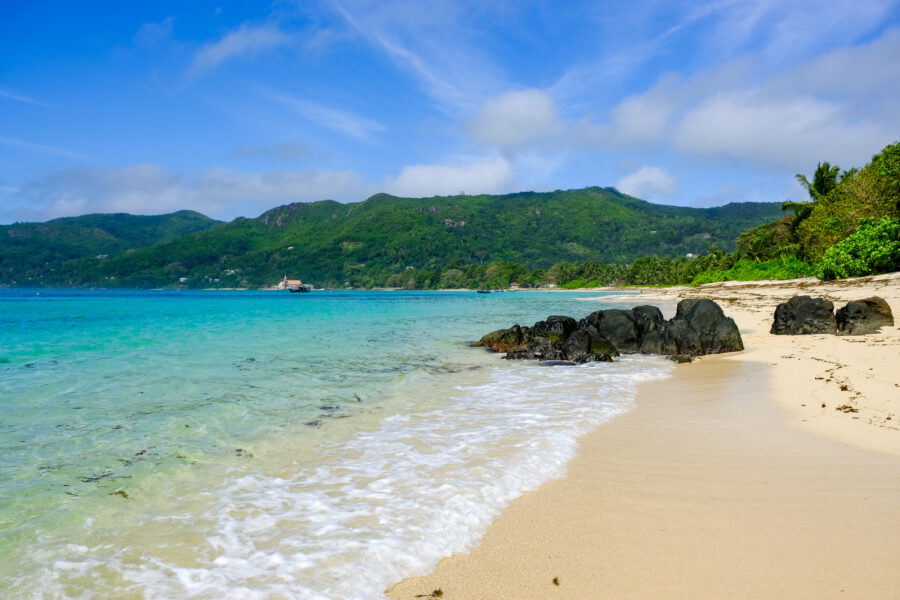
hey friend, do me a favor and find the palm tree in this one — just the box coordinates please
[795,162,841,201]
[784,161,841,231]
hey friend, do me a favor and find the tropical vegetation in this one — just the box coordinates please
[1,188,782,289]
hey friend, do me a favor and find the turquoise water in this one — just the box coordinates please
[0,289,670,599]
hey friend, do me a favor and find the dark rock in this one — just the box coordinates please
[504,348,532,360]
[771,296,836,335]
[576,352,615,363]
[835,297,894,335]
[581,309,643,353]
[540,360,578,367]
[667,355,694,364]
[640,300,742,356]
[486,298,742,362]
[505,336,566,361]
[562,329,618,363]
[474,324,526,352]
[638,329,670,355]
[632,305,665,334]
[585,329,619,357]
[562,329,592,361]
[674,299,744,355]
[531,315,577,343]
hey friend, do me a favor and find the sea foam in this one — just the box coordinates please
[94,356,672,599]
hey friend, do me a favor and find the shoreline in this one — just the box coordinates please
[388,273,900,598]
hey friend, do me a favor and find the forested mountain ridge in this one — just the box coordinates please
[0,211,219,285]
[2,187,784,288]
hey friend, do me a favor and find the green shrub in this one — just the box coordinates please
[815,217,900,280]
[796,142,900,261]
[560,278,587,289]
[690,257,815,286]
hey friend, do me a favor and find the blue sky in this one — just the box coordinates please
[1,0,899,223]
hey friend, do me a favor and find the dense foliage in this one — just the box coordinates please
[816,217,900,280]
[691,257,815,286]
[796,143,900,262]
[0,211,218,285]
[2,187,783,289]
[714,142,900,283]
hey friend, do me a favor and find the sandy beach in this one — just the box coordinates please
[388,273,900,599]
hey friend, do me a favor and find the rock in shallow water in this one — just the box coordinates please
[475,299,743,362]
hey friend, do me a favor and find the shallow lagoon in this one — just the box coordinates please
[0,289,670,598]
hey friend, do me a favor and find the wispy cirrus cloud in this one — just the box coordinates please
[190,24,291,76]
[551,0,895,107]
[330,1,507,114]
[0,135,91,160]
[271,94,386,142]
[0,88,50,107]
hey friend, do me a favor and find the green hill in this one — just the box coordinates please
[8,187,783,289]
[0,211,219,285]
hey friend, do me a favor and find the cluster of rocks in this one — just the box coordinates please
[771,295,894,335]
[475,299,743,363]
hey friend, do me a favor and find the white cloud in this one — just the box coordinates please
[271,94,386,142]
[616,166,678,200]
[4,157,521,223]
[468,89,561,153]
[12,164,362,222]
[583,28,900,171]
[190,25,291,76]
[671,91,886,168]
[384,156,513,197]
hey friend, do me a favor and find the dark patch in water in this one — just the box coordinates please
[320,405,340,411]
[24,363,36,369]
[539,360,577,367]
[304,419,321,427]
[0,357,10,363]
[79,471,114,483]
[354,394,362,402]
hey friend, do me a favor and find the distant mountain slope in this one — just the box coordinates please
[0,211,219,284]
[5,188,785,288]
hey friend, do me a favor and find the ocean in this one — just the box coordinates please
[0,289,671,599]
